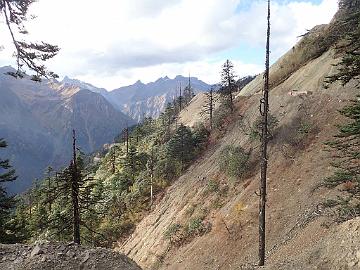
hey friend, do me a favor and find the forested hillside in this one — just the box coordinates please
[0,0,359,270]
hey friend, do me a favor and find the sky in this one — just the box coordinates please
[0,0,338,90]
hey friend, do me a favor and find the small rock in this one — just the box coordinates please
[66,250,75,258]
[31,245,43,257]
[82,251,90,263]
[2,256,7,261]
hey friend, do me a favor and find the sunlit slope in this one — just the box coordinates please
[119,16,359,270]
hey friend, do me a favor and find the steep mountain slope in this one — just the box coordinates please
[0,68,133,193]
[61,76,109,96]
[109,76,211,122]
[118,13,359,270]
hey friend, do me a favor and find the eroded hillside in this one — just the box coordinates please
[118,11,359,270]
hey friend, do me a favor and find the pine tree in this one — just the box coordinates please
[219,59,237,111]
[321,0,360,223]
[1,0,59,80]
[22,132,105,244]
[0,138,17,243]
[179,83,183,111]
[183,75,194,105]
[123,145,147,184]
[167,125,195,168]
[325,4,360,87]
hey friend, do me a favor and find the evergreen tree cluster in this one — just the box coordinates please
[0,139,18,243]
[1,58,255,246]
[5,106,210,246]
[322,1,360,222]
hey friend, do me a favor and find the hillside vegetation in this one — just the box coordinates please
[117,3,360,269]
[1,1,360,270]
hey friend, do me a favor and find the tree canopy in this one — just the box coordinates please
[0,0,59,80]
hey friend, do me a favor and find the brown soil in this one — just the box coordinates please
[118,11,360,270]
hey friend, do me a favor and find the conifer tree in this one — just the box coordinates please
[167,125,195,168]
[0,138,17,243]
[326,2,360,87]
[321,0,360,222]
[123,145,140,183]
[219,59,237,111]
[183,75,194,104]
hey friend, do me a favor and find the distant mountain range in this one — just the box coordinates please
[0,66,134,193]
[0,67,212,193]
[63,75,212,122]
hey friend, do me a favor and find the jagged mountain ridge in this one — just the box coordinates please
[0,67,134,193]
[108,75,211,122]
[63,75,212,122]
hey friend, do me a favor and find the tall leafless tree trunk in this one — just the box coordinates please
[208,88,214,130]
[179,82,182,111]
[111,148,116,174]
[259,0,271,266]
[71,129,81,244]
[124,127,129,154]
[148,149,155,208]
[202,87,215,130]
[227,65,234,111]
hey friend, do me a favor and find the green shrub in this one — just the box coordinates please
[186,217,210,236]
[213,103,231,130]
[219,145,250,178]
[206,179,219,193]
[249,114,279,141]
[193,123,210,151]
[163,223,182,240]
[298,122,312,134]
[154,158,181,182]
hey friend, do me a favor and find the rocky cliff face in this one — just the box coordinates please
[0,68,134,193]
[108,76,211,122]
[60,75,212,123]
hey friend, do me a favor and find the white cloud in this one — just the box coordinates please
[0,0,338,89]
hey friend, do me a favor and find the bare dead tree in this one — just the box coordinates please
[201,87,216,130]
[183,74,194,104]
[71,129,81,244]
[123,127,129,154]
[147,149,155,208]
[259,0,271,266]
[111,147,116,174]
[179,82,183,111]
